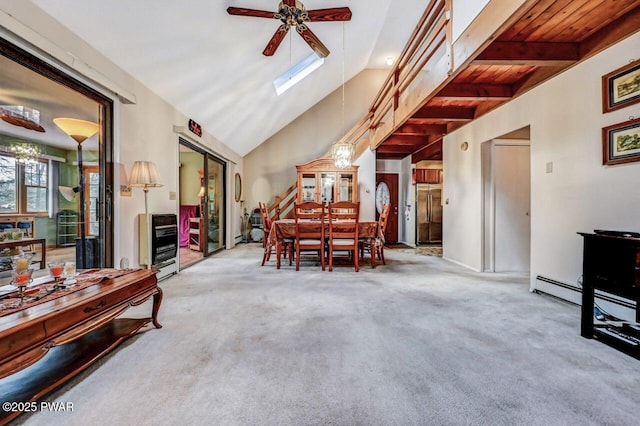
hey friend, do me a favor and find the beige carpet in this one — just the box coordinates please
[14,244,640,425]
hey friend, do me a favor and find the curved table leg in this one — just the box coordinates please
[152,286,163,328]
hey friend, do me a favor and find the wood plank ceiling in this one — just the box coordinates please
[375,0,640,161]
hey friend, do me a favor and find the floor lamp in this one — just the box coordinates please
[129,161,163,269]
[54,118,99,269]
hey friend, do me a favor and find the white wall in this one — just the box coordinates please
[243,69,387,221]
[443,32,640,318]
[0,3,243,267]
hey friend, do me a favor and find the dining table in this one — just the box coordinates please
[266,218,379,269]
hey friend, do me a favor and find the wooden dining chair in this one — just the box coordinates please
[294,201,325,271]
[258,202,271,249]
[360,202,390,267]
[327,201,360,272]
[260,201,292,267]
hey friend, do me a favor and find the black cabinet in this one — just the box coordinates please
[579,232,640,357]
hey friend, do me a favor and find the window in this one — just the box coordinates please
[24,160,48,212]
[0,155,17,212]
[0,153,48,214]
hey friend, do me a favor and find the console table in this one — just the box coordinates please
[0,268,162,424]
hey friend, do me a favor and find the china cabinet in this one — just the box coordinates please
[296,158,358,204]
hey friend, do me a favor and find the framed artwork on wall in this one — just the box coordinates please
[602,117,640,165]
[602,58,640,113]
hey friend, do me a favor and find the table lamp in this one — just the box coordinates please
[129,161,163,215]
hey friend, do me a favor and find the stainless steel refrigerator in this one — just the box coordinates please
[416,183,442,244]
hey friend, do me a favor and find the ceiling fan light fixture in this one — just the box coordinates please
[227,1,351,57]
[273,53,324,96]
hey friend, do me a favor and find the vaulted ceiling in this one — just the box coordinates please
[27,0,429,156]
[375,0,640,161]
[2,1,638,161]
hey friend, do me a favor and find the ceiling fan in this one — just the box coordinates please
[227,1,352,58]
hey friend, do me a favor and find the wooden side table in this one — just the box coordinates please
[189,217,204,251]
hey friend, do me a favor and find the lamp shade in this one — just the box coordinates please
[129,161,163,188]
[58,186,79,201]
[53,118,99,143]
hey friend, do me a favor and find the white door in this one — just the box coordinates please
[493,144,531,272]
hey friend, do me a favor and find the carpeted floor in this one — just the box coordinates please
[14,244,640,425]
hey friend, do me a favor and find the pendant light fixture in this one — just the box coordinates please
[332,22,354,169]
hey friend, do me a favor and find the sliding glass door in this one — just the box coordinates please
[0,37,113,279]
[178,139,225,268]
[206,155,225,253]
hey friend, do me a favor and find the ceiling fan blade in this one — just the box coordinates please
[306,7,352,22]
[283,0,296,7]
[263,25,290,56]
[227,7,277,19]
[296,24,330,58]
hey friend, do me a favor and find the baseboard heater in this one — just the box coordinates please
[535,275,636,310]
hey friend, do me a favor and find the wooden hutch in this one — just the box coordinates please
[296,158,358,204]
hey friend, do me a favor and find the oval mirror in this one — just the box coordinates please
[234,173,242,202]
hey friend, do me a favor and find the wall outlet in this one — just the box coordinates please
[545,162,553,173]
[169,191,176,200]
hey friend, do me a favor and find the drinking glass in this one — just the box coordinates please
[11,268,34,307]
[48,260,65,281]
[63,261,77,285]
[11,252,33,272]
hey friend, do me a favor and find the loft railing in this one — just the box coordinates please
[368,0,452,148]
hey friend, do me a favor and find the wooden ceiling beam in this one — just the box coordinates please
[411,139,442,163]
[435,83,513,100]
[406,118,454,125]
[384,134,430,146]
[395,123,447,135]
[473,41,580,66]
[413,105,476,121]
[511,65,565,97]
[579,4,640,59]
[376,144,420,154]
[376,152,408,160]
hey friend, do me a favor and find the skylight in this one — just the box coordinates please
[273,53,325,96]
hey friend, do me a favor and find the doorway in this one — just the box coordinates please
[376,173,399,244]
[178,139,226,269]
[482,138,531,272]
